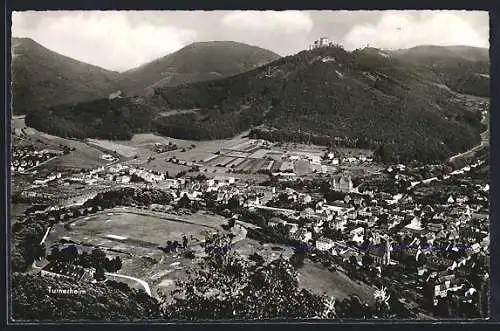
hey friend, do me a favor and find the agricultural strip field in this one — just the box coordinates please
[206,155,235,167]
[248,149,271,159]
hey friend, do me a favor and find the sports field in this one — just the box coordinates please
[48,209,226,249]
[43,208,231,297]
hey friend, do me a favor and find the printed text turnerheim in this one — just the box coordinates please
[47,287,87,295]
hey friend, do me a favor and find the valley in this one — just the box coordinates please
[10,23,490,322]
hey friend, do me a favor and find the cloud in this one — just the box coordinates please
[342,10,489,50]
[222,11,313,34]
[12,11,197,71]
[11,11,488,70]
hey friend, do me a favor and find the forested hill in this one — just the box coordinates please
[11,37,120,115]
[12,39,280,115]
[389,45,490,97]
[25,45,488,163]
[117,41,281,96]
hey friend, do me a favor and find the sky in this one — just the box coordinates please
[11,10,489,72]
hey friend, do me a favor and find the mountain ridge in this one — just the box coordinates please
[11,38,281,114]
[25,44,488,163]
[116,40,281,96]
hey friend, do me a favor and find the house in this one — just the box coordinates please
[268,217,287,227]
[358,209,372,218]
[427,222,445,232]
[347,211,358,220]
[316,237,335,251]
[120,175,131,184]
[325,201,354,215]
[331,217,347,230]
[470,243,482,254]
[434,283,449,299]
[427,255,455,271]
[403,217,423,234]
[41,262,87,281]
[350,227,365,244]
[353,198,365,207]
[294,228,313,243]
[287,223,299,234]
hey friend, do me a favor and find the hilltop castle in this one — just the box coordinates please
[308,37,343,51]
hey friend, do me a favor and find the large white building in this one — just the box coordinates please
[316,237,335,251]
[330,175,354,193]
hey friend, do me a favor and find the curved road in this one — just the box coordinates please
[33,259,153,297]
[449,112,488,162]
[34,224,153,297]
[105,272,152,296]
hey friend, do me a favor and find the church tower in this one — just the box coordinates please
[383,239,391,265]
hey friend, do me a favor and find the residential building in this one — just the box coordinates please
[41,262,87,281]
[316,237,335,251]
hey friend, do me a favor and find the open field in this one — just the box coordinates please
[12,117,112,170]
[128,133,250,153]
[87,139,141,158]
[297,261,375,304]
[46,145,109,169]
[294,160,312,176]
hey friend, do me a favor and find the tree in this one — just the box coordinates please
[61,245,78,262]
[226,196,241,210]
[373,286,392,319]
[160,233,333,320]
[349,255,358,266]
[248,252,265,265]
[289,251,306,269]
[48,246,60,262]
[93,265,106,281]
[362,253,374,268]
[90,248,107,270]
[78,251,91,268]
[12,273,161,320]
[177,194,191,209]
[172,241,180,252]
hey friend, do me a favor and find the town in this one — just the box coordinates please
[11,112,489,319]
[9,9,491,321]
